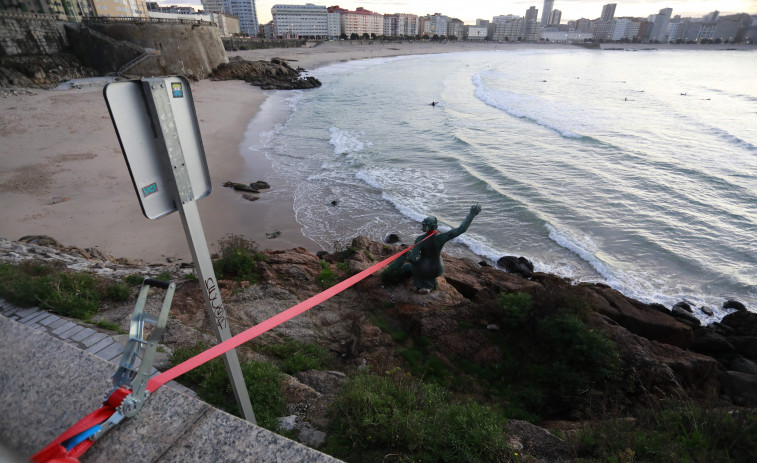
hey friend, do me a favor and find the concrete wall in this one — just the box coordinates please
[0,11,68,57]
[82,19,229,78]
[223,36,307,51]
[1,14,228,79]
[64,23,143,75]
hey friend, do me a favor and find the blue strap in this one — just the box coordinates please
[62,425,101,451]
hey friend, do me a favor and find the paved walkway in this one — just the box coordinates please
[0,298,195,397]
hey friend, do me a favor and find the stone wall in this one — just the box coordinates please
[80,18,229,79]
[1,14,228,82]
[0,11,68,57]
[223,37,307,51]
[64,23,143,75]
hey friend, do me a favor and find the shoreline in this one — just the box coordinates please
[1,41,754,264]
[0,42,543,264]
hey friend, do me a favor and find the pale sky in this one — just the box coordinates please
[163,0,757,25]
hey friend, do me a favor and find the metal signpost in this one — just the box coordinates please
[104,76,256,423]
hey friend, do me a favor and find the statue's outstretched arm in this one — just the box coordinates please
[443,204,482,240]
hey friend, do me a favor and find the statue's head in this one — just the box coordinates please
[422,216,438,232]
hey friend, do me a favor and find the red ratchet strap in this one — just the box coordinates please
[31,387,130,463]
[147,230,437,392]
[33,231,436,463]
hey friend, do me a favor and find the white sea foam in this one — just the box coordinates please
[329,127,369,155]
[261,48,757,319]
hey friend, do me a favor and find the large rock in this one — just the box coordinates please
[723,300,747,312]
[497,256,535,278]
[212,56,322,90]
[720,311,757,336]
[671,306,702,328]
[582,285,694,349]
[596,316,719,401]
[692,327,735,357]
[718,370,757,406]
[443,257,542,300]
[506,419,570,462]
[294,370,348,396]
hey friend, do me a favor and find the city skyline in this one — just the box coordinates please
[162,0,757,25]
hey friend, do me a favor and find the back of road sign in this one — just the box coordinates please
[104,76,211,220]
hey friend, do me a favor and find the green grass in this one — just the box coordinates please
[316,260,338,288]
[572,402,757,462]
[0,262,102,319]
[0,261,141,320]
[454,289,622,421]
[264,339,332,374]
[124,274,144,285]
[370,314,408,343]
[212,234,263,282]
[92,319,123,333]
[105,282,131,302]
[325,369,511,463]
[170,342,286,431]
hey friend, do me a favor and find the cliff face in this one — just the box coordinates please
[2,234,756,459]
[4,234,752,410]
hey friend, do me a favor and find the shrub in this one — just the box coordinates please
[0,261,106,319]
[124,274,144,285]
[106,282,131,302]
[0,262,47,307]
[370,314,408,343]
[459,289,622,420]
[326,370,510,462]
[573,402,757,462]
[316,260,337,288]
[170,343,286,431]
[38,272,102,319]
[264,339,332,374]
[154,271,172,282]
[213,234,261,282]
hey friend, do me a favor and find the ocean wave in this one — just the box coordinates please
[545,222,660,301]
[329,127,371,155]
[471,72,584,139]
[713,128,757,152]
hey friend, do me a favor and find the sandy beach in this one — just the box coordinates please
[0,41,521,264]
[1,40,750,264]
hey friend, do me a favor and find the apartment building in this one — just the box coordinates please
[340,7,382,37]
[383,13,419,37]
[272,3,329,38]
[225,0,258,36]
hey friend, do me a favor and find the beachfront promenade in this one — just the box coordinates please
[0,300,342,462]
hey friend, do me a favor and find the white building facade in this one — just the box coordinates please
[225,0,258,36]
[466,26,487,40]
[272,3,329,38]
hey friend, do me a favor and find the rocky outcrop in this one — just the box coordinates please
[580,283,694,349]
[0,53,97,88]
[211,56,321,90]
[693,311,757,406]
[598,315,720,401]
[497,255,535,278]
[506,420,571,463]
[3,234,756,459]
